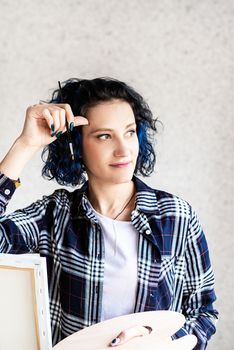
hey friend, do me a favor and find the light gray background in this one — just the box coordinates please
[0,0,233,348]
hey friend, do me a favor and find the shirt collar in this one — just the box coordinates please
[70,176,163,255]
[133,176,160,215]
[71,176,159,220]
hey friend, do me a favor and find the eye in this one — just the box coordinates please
[97,134,111,140]
[127,129,136,136]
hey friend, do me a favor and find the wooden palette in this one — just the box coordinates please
[53,311,197,350]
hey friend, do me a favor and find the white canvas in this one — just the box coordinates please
[0,253,52,350]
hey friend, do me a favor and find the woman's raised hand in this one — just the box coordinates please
[0,103,89,180]
[19,103,89,149]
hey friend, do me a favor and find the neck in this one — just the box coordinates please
[87,178,136,220]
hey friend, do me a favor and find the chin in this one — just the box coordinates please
[109,172,134,184]
[87,166,135,185]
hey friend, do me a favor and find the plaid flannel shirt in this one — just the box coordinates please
[0,172,218,349]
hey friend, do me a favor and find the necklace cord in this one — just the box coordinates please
[113,191,135,220]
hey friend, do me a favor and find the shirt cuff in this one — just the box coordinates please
[171,327,188,340]
[0,172,21,199]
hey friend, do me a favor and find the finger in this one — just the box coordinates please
[73,116,89,128]
[110,325,151,347]
[56,108,66,134]
[42,103,88,129]
[50,109,61,134]
[58,103,75,131]
[42,108,56,134]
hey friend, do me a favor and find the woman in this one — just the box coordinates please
[0,77,218,349]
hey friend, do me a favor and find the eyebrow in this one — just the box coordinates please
[89,122,136,134]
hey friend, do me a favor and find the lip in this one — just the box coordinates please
[110,161,131,167]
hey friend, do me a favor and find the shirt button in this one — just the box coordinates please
[145,229,151,235]
[4,189,11,195]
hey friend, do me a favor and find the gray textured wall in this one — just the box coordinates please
[0,0,233,348]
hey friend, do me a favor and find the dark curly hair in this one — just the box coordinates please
[41,77,158,187]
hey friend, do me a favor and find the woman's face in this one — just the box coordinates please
[81,99,139,185]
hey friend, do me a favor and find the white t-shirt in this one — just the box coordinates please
[92,208,139,322]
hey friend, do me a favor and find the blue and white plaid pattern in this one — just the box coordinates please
[0,173,218,349]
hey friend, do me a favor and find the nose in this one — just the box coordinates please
[113,138,130,157]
